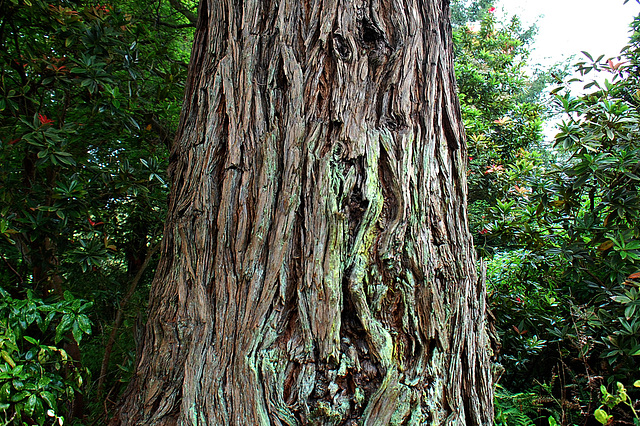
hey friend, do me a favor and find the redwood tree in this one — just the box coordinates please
[114,0,493,424]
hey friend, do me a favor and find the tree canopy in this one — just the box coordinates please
[0,0,194,421]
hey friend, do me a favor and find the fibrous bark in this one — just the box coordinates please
[113,0,493,424]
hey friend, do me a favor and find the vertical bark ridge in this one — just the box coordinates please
[113,0,493,424]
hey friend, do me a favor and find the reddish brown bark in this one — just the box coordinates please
[113,0,493,424]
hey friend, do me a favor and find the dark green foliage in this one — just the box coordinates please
[0,288,91,425]
[0,0,194,422]
[479,12,640,425]
[453,2,640,424]
[494,385,540,426]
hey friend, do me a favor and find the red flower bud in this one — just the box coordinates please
[88,218,104,226]
[38,113,54,125]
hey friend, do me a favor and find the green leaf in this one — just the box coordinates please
[71,322,82,344]
[128,116,140,129]
[11,390,29,402]
[55,314,74,344]
[620,318,634,334]
[594,408,612,424]
[605,128,614,140]
[55,154,76,166]
[1,351,16,368]
[76,315,91,334]
[39,391,56,410]
[612,295,632,304]
[581,51,594,61]
[24,393,37,417]
[37,376,51,388]
[625,304,637,320]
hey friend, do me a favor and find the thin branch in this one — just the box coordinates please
[167,0,197,26]
[96,243,160,400]
[155,20,196,29]
[1,253,23,284]
[150,116,175,149]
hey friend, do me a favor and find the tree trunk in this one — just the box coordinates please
[113,0,493,424]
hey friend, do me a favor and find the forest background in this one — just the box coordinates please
[0,0,638,424]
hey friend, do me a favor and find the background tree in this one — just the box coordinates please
[450,0,493,27]
[113,0,493,424]
[451,7,552,245]
[480,12,640,426]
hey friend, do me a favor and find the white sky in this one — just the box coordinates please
[492,1,639,140]
[495,0,640,67]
